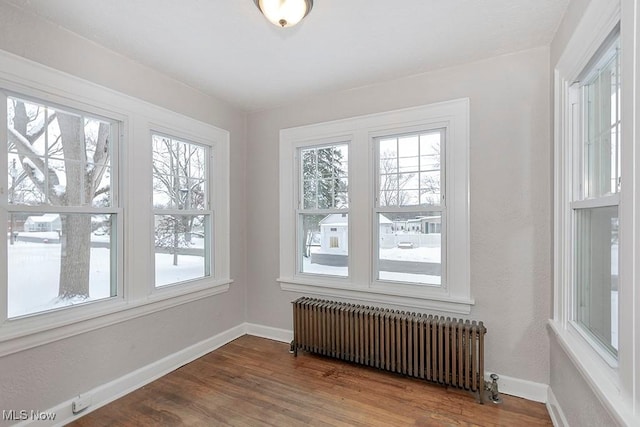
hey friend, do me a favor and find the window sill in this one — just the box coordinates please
[0,279,232,358]
[278,277,473,314]
[547,319,638,426]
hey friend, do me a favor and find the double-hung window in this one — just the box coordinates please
[280,99,471,313]
[570,33,621,360]
[374,130,444,286]
[152,133,212,287]
[298,143,349,277]
[4,94,120,319]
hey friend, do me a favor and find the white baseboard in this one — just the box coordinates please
[24,323,246,427]
[245,323,293,343]
[546,387,569,427]
[485,371,548,403]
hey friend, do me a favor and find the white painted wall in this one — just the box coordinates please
[247,47,552,385]
[0,1,247,421]
[549,338,617,426]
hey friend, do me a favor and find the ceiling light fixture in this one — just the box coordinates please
[254,0,313,28]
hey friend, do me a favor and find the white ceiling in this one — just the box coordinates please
[5,0,569,112]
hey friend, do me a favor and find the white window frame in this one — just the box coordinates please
[279,99,472,314]
[0,49,231,357]
[1,88,126,322]
[551,0,640,424]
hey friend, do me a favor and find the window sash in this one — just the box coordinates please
[3,92,122,320]
[151,133,214,288]
[569,31,621,362]
[373,130,446,287]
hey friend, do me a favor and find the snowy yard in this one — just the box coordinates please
[7,235,206,318]
[302,246,441,285]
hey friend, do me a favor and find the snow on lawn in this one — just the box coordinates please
[302,256,347,277]
[379,246,440,263]
[302,244,442,285]
[7,238,206,318]
[155,253,205,287]
[8,240,112,318]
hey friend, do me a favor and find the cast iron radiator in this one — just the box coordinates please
[291,297,487,402]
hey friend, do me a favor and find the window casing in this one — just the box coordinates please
[279,99,471,314]
[0,49,231,356]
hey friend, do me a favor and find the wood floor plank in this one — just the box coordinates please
[70,335,552,426]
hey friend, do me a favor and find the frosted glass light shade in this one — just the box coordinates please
[254,0,313,28]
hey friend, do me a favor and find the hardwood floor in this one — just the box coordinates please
[70,335,552,426]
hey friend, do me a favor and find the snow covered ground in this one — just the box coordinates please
[301,246,441,284]
[8,240,112,318]
[7,235,206,317]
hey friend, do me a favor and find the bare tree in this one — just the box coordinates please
[152,137,206,265]
[8,99,110,299]
[379,151,415,206]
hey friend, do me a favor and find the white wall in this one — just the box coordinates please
[247,47,552,385]
[0,1,247,420]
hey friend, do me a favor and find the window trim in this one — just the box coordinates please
[279,99,472,314]
[0,48,231,357]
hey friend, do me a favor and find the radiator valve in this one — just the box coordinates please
[485,373,502,404]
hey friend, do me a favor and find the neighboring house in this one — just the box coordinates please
[23,214,62,233]
[318,213,348,254]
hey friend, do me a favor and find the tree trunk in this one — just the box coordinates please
[173,219,179,266]
[57,112,91,298]
[59,214,92,298]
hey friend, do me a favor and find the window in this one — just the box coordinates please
[570,33,621,359]
[279,99,471,313]
[152,134,212,287]
[0,50,230,355]
[6,95,120,318]
[298,143,349,277]
[375,130,444,286]
[569,32,620,361]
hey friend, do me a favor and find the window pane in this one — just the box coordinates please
[152,135,208,210]
[154,214,209,287]
[575,206,618,355]
[300,144,348,209]
[582,42,620,198]
[299,213,348,277]
[7,97,113,207]
[378,131,442,207]
[8,213,116,318]
[377,212,441,285]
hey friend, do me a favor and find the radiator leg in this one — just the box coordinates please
[483,373,502,404]
[290,340,298,356]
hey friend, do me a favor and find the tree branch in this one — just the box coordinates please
[8,127,63,205]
